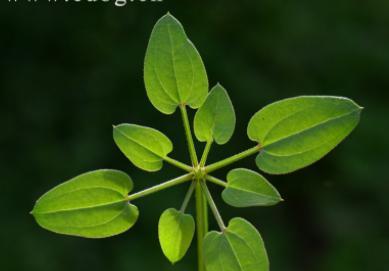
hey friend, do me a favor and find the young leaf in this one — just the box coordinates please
[194,84,236,145]
[158,208,195,264]
[204,217,269,271]
[247,96,362,174]
[31,170,139,238]
[222,168,282,207]
[113,124,173,172]
[144,13,208,114]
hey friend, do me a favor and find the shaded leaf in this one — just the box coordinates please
[113,124,173,172]
[204,217,269,271]
[31,169,138,238]
[158,208,195,264]
[194,84,236,144]
[222,168,282,207]
[144,13,208,114]
[247,96,362,174]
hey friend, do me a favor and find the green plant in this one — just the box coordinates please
[31,13,362,271]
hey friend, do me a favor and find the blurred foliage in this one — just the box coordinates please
[0,0,388,270]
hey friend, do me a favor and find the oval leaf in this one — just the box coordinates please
[204,217,269,271]
[113,124,173,172]
[158,208,195,264]
[31,169,139,238]
[144,13,208,114]
[194,84,236,144]
[247,96,362,174]
[222,168,282,207]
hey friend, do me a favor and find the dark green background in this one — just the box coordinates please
[1,1,388,270]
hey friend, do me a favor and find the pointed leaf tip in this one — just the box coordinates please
[31,169,139,238]
[144,13,208,114]
[194,84,236,145]
[113,124,173,172]
[248,96,362,174]
[222,168,282,207]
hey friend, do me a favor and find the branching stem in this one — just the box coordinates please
[126,173,193,201]
[179,104,207,271]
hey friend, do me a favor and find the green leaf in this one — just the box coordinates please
[158,208,195,264]
[222,168,282,207]
[113,124,173,172]
[204,217,269,271]
[247,96,362,174]
[194,84,236,144]
[31,169,139,239]
[144,13,208,114]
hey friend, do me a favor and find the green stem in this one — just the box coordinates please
[200,140,213,167]
[205,145,262,173]
[206,175,228,188]
[195,180,206,271]
[180,181,196,212]
[199,141,212,236]
[127,173,193,201]
[179,105,199,167]
[163,156,193,172]
[179,104,206,271]
[200,181,226,231]
[202,178,209,236]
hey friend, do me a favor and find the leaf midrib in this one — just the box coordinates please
[34,198,127,215]
[226,185,279,202]
[166,22,182,103]
[263,108,360,150]
[45,205,132,231]
[229,231,261,263]
[115,127,167,159]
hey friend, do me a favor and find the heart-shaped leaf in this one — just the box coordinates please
[31,169,139,238]
[204,217,269,271]
[194,84,236,145]
[222,168,282,207]
[247,96,362,174]
[113,124,173,172]
[158,208,195,264]
[144,13,208,114]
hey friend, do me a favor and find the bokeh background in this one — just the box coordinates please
[1,1,388,270]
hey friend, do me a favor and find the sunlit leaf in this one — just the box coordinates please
[204,217,269,271]
[144,13,208,114]
[222,168,282,207]
[194,84,236,144]
[158,208,195,264]
[113,124,173,172]
[247,96,362,174]
[31,169,138,238]
[144,14,208,114]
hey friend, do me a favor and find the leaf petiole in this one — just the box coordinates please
[180,180,196,212]
[200,140,213,167]
[205,145,262,173]
[127,173,194,202]
[200,181,226,231]
[179,104,199,167]
[163,156,193,172]
[206,175,228,188]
